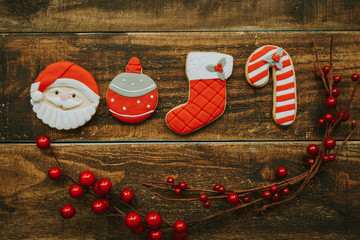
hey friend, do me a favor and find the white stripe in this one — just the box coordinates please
[276,88,295,96]
[248,49,278,66]
[275,110,295,119]
[276,76,295,86]
[280,120,294,126]
[248,64,269,78]
[110,83,156,93]
[276,99,296,107]
[110,109,154,118]
[252,76,269,87]
[275,65,293,75]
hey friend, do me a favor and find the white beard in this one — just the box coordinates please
[30,99,97,130]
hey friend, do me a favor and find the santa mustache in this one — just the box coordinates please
[46,94,82,109]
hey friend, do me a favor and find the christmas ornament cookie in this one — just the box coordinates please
[30,62,100,130]
[245,45,297,126]
[106,57,158,123]
[166,52,233,134]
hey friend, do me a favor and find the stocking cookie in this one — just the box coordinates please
[30,62,100,130]
[106,57,158,123]
[166,52,233,134]
[245,45,297,126]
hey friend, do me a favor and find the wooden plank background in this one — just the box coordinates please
[1,0,360,239]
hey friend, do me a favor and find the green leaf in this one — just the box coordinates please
[218,58,226,67]
[206,64,216,72]
[275,61,283,70]
[275,48,283,57]
[217,72,226,80]
[263,55,274,64]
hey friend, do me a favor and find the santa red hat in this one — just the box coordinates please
[30,62,100,103]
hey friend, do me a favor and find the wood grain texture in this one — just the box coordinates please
[1,32,360,141]
[1,0,360,32]
[0,142,359,239]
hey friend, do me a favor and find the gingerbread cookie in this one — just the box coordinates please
[106,57,158,123]
[245,45,297,126]
[166,52,233,134]
[30,62,100,130]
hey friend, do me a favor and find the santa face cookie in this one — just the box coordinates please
[107,57,158,123]
[30,62,100,130]
[245,45,297,126]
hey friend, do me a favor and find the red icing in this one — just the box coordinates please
[272,54,281,62]
[107,88,158,123]
[126,57,142,74]
[217,63,222,68]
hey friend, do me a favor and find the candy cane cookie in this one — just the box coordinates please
[245,45,297,126]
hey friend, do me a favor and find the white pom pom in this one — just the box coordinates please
[31,91,43,102]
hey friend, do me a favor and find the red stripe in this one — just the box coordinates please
[276,82,295,92]
[248,60,267,73]
[274,59,292,71]
[277,115,295,125]
[250,69,269,84]
[250,46,277,62]
[276,93,295,102]
[277,69,294,81]
[275,104,296,113]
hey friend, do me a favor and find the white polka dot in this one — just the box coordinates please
[140,79,143,82]
[122,79,126,82]
[150,95,154,99]
[131,82,135,86]
[147,104,150,108]
[111,98,114,102]
[123,107,126,110]
[137,100,140,104]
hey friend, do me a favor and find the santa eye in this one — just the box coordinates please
[72,94,76,98]
[55,91,59,95]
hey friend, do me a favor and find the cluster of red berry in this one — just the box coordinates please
[214,63,223,73]
[36,136,134,219]
[261,167,290,202]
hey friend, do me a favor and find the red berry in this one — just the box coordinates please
[326,97,337,108]
[337,110,349,122]
[272,193,281,202]
[351,73,359,82]
[318,118,326,126]
[214,66,219,71]
[146,212,162,230]
[92,199,107,214]
[147,230,162,240]
[325,73,329,80]
[60,205,75,219]
[233,202,244,213]
[217,63,222,68]
[333,75,341,83]
[262,190,272,200]
[213,184,221,191]
[48,167,62,180]
[179,182,187,190]
[332,87,339,97]
[125,212,142,229]
[173,220,187,234]
[121,189,134,203]
[69,184,83,198]
[328,154,335,161]
[276,167,288,178]
[94,179,112,197]
[203,200,211,208]
[36,136,51,149]
[324,137,336,149]
[131,224,144,235]
[307,144,319,155]
[324,113,334,122]
[199,193,208,202]
[227,193,239,204]
[218,68,223,73]
[322,155,330,162]
[173,231,188,240]
[167,177,174,184]
[307,158,315,165]
[218,186,226,194]
[270,185,278,193]
[323,66,330,73]
[243,196,250,203]
[174,187,182,195]
[101,198,110,210]
[282,187,290,195]
[79,171,95,187]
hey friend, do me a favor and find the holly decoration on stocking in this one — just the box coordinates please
[205,57,227,80]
